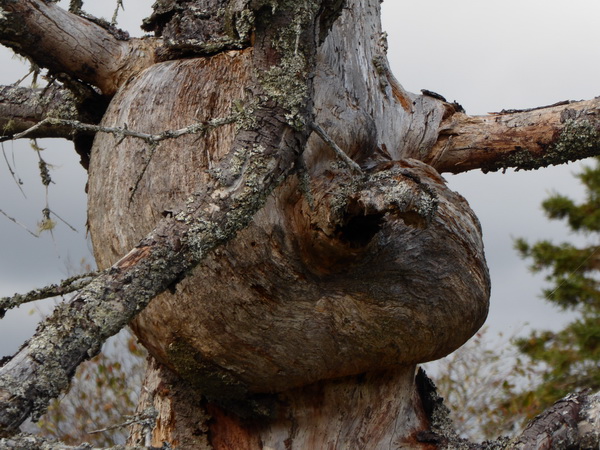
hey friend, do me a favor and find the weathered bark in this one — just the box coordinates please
[128,357,429,449]
[427,99,600,174]
[87,44,488,392]
[0,0,158,95]
[0,0,316,439]
[509,390,600,449]
[0,272,96,319]
[0,84,89,139]
[1,0,600,447]
[85,0,488,446]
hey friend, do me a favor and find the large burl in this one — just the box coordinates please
[87,50,489,398]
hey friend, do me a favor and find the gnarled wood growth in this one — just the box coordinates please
[0,0,599,448]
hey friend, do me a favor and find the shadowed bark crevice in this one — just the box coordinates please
[335,212,385,247]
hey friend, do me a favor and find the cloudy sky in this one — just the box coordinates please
[1,0,599,357]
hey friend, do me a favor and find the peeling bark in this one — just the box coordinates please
[426,98,600,174]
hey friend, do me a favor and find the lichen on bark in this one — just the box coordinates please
[483,119,600,173]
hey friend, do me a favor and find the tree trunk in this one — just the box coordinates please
[2,0,600,447]
[85,0,489,446]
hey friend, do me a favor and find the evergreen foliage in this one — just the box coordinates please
[513,157,600,414]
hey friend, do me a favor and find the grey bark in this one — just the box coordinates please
[0,0,157,95]
[0,84,90,140]
[0,0,599,448]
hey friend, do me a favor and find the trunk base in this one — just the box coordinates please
[129,357,434,449]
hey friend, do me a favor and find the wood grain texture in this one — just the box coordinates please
[0,0,158,95]
[88,0,489,396]
[427,99,600,174]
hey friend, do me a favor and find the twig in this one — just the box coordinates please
[47,208,78,232]
[310,122,363,174]
[0,208,37,237]
[10,68,35,87]
[1,116,238,145]
[129,142,157,205]
[1,142,26,198]
[0,271,98,318]
[111,0,124,25]
[88,407,158,435]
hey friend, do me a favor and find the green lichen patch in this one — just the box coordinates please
[255,1,321,128]
[484,119,600,173]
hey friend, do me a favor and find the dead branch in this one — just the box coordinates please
[310,122,363,174]
[1,116,238,145]
[0,272,98,319]
[0,209,37,238]
[0,100,303,436]
[427,97,600,173]
[0,84,96,140]
[0,0,158,95]
[88,407,157,436]
[509,390,600,449]
[417,369,600,449]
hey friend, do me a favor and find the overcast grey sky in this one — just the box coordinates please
[1,0,598,357]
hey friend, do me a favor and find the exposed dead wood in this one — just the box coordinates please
[0,0,158,95]
[0,84,104,140]
[428,98,600,173]
[2,0,600,447]
[0,0,317,437]
[130,357,428,449]
[0,98,302,437]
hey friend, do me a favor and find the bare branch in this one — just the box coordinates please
[0,103,302,436]
[0,209,37,238]
[310,122,363,174]
[0,84,95,140]
[427,98,600,174]
[0,0,158,95]
[510,390,600,449]
[88,407,157,435]
[0,272,97,319]
[1,116,238,144]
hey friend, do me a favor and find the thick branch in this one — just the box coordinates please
[0,84,97,139]
[0,0,157,95]
[510,390,600,449]
[0,106,300,436]
[427,98,600,173]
